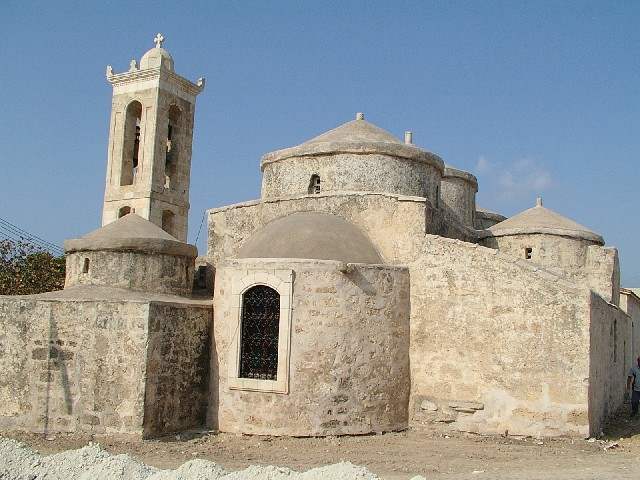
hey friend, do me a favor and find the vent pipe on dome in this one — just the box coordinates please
[404,131,413,144]
[356,112,365,120]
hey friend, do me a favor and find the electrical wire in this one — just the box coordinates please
[0,217,64,256]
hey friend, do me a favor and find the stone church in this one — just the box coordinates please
[2,36,639,439]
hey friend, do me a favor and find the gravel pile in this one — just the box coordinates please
[0,437,381,480]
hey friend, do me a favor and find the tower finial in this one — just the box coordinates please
[356,112,364,120]
[154,33,165,49]
[536,196,543,207]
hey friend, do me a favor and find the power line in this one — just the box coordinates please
[0,217,64,255]
[193,210,206,245]
[0,224,63,254]
[0,217,63,252]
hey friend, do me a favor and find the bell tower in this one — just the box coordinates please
[102,33,205,242]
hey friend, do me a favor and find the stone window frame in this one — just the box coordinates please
[228,269,294,394]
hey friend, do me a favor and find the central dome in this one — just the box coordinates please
[237,212,383,264]
[303,118,402,145]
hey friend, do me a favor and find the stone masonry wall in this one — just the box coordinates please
[261,153,441,206]
[0,294,212,438]
[408,235,597,437]
[143,302,211,437]
[440,176,476,228]
[0,297,149,435]
[66,251,194,296]
[209,259,410,436]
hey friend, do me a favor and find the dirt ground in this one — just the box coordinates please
[5,411,640,480]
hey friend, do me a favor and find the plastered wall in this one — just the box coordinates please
[620,291,640,361]
[208,193,431,266]
[484,234,620,305]
[588,293,631,433]
[209,259,410,436]
[408,235,614,437]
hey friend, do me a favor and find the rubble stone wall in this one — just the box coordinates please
[261,153,442,205]
[209,259,410,436]
[66,251,194,296]
[0,297,149,435]
[0,294,212,438]
[143,302,212,437]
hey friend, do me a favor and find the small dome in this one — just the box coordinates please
[64,213,196,256]
[140,47,174,71]
[238,212,383,264]
[486,199,603,244]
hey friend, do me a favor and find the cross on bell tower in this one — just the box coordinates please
[153,33,164,48]
[102,35,205,242]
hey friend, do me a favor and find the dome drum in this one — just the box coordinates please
[64,214,197,295]
[261,152,443,203]
[479,199,604,271]
[440,166,478,228]
[260,117,444,204]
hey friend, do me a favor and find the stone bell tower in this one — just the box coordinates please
[102,33,204,242]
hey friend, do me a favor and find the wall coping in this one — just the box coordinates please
[207,191,430,215]
[260,141,445,173]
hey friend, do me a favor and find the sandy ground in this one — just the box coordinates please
[5,411,640,480]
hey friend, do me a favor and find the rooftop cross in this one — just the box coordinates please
[153,33,165,49]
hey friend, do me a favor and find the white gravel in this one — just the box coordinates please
[0,437,381,480]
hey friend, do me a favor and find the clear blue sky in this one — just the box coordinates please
[1,1,638,285]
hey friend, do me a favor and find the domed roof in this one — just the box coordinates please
[64,213,196,256]
[304,117,402,145]
[237,212,383,264]
[140,47,174,71]
[485,198,603,244]
[261,113,444,172]
[139,33,174,71]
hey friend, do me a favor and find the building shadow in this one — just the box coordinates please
[603,403,640,439]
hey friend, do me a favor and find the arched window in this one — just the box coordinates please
[165,105,181,190]
[82,258,90,274]
[308,174,321,194]
[118,206,131,218]
[239,285,280,380]
[121,101,142,186]
[161,210,175,236]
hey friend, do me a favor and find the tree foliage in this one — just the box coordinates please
[0,239,65,295]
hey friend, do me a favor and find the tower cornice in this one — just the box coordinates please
[106,66,205,97]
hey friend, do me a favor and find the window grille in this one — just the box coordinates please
[240,285,280,380]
